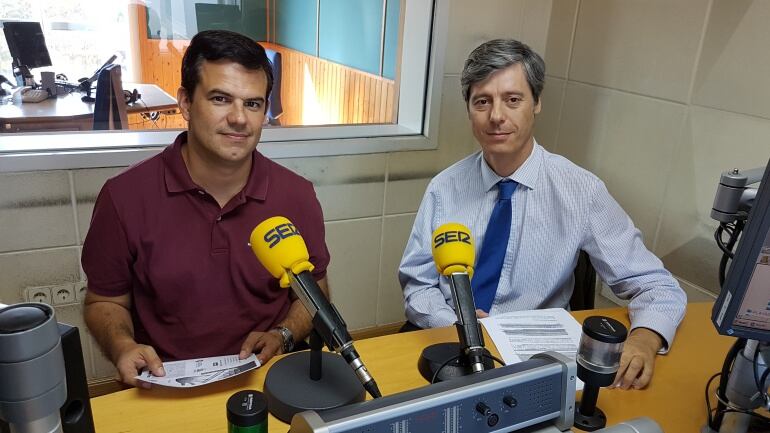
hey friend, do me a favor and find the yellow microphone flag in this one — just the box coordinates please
[431,222,475,277]
[250,216,315,288]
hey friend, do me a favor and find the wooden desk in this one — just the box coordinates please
[0,84,177,132]
[90,302,733,432]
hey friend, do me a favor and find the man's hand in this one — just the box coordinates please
[612,328,663,390]
[476,309,489,319]
[239,330,284,364]
[113,339,165,389]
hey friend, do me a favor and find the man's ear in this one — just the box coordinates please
[534,98,542,115]
[177,87,191,121]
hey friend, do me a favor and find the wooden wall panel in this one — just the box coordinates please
[131,4,187,130]
[132,5,396,129]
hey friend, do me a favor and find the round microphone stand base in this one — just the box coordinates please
[418,342,494,383]
[573,406,607,432]
[263,351,365,423]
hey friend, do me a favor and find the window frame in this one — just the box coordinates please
[0,0,449,173]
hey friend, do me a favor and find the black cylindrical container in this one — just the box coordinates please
[227,390,268,433]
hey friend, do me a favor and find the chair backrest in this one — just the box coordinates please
[93,64,128,130]
[570,250,597,310]
[265,48,283,124]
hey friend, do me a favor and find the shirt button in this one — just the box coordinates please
[216,215,222,221]
[197,190,205,195]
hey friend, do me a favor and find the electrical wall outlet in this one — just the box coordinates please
[74,280,88,302]
[25,286,52,305]
[51,283,76,305]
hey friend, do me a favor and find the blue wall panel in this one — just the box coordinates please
[318,0,382,76]
[382,0,399,79]
[276,0,317,55]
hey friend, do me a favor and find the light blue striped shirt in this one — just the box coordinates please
[399,143,686,349]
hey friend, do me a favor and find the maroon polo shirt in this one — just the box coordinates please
[82,132,330,360]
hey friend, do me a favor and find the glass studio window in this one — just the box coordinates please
[0,0,442,170]
[145,0,401,128]
[0,0,410,131]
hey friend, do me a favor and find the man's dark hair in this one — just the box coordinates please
[461,39,545,106]
[181,30,273,101]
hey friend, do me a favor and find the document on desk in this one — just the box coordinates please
[136,354,260,388]
[480,308,584,390]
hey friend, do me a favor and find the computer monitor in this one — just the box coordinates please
[712,158,770,341]
[2,21,52,69]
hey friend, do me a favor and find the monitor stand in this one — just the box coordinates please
[12,62,36,87]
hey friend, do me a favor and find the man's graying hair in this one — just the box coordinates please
[461,39,545,105]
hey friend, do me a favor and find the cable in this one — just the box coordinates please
[482,353,506,367]
[715,224,734,258]
[705,372,721,428]
[760,368,770,396]
[430,352,506,385]
[756,346,770,404]
[754,345,764,396]
[716,221,745,287]
[707,370,770,431]
[431,354,461,384]
[712,338,747,430]
[719,408,770,427]
[138,99,160,129]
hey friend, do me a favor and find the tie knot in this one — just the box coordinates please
[498,180,517,201]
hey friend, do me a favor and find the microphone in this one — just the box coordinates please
[432,223,487,374]
[250,216,381,399]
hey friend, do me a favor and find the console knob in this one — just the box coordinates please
[475,402,492,416]
[503,395,517,408]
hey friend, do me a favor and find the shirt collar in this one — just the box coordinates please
[162,131,270,201]
[479,139,544,192]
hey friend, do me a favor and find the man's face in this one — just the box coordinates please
[467,63,541,172]
[178,60,268,166]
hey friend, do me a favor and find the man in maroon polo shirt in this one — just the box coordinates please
[82,30,330,387]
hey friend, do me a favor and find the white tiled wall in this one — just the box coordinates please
[692,1,770,118]
[379,214,418,324]
[72,167,123,244]
[3,0,765,381]
[325,218,383,330]
[0,171,77,252]
[569,0,710,102]
[544,0,770,299]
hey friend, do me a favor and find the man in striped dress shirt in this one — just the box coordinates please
[398,39,686,390]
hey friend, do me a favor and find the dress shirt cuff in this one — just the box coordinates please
[629,310,679,355]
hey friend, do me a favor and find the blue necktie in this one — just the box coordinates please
[472,179,517,312]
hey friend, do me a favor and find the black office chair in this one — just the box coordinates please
[265,48,283,125]
[569,250,596,311]
[93,64,128,130]
[399,250,597,332]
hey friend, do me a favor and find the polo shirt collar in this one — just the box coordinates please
[243,152,269,201]
[479,139,544,193]
[162,131,270,201]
